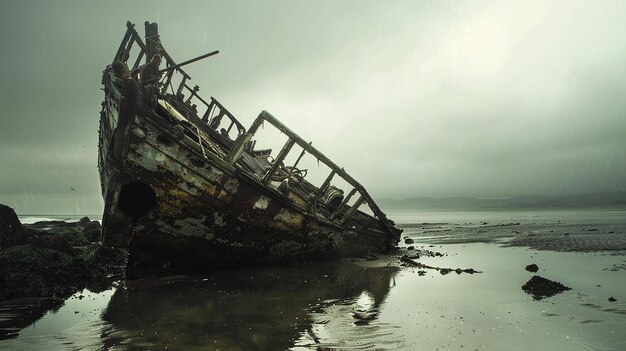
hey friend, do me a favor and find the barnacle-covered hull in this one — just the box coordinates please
[99,22,400,277]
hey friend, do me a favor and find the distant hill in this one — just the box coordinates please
[377,192,626,211]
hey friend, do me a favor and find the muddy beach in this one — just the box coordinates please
[1,208,625,350]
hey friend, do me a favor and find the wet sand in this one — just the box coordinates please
[1,210,625,350]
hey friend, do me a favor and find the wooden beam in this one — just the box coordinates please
[262,139,295,183]
[144,21,160,62]
[291,145,308,169]
[158,50,219,74]
[330,188,356,220]
[339,196,365,225]
[114,23,133,61]
[307,170,335,210]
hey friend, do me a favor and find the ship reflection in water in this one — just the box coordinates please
[101,261,400,350]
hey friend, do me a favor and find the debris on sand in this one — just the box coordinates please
[522,275,571,300]
[399,255,481,275]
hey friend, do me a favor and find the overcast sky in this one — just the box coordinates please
[1,0,625,214]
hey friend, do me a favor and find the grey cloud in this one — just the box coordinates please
[1,0,625,214]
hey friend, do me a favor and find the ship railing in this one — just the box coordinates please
[226,111,397,234]
[113,22,147,72]
[114,22,245,141]
[112,23,395,234]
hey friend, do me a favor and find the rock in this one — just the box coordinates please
[404,238,414,245]
[525,264,539,273]
[82,221,102,243]
[440,268,452,275]
[352,310,378,325]
[26,220,76,229]
[76,216,91,228]
[0,215,127,303]
[0,244,87,300]
[0,204,26,249]
[522,275,571,300]
[407,246,415,250]
[29,234,76,254]
[609,297,617,302]
[24,220,91,250]
[399,255,421,267]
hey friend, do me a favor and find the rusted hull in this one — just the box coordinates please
[99,22,400,277]
[100,105,394,277]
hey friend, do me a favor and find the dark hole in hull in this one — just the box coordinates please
[117,182,157,220]
[156,133,172,145]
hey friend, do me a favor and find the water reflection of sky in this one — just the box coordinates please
[3,243,625,350]
[2,211,626,350]
[91,260,398,350]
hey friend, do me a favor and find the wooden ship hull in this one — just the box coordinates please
[99,22,401,277]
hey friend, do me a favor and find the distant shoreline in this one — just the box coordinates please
[379,192,626,212]
[383,206,626,213]
[14,193,626,216]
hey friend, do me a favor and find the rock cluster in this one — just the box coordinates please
[0,204,26,249]
[521,275,571,300]
[0,204,126,301]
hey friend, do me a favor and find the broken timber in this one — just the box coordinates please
[98,21,402,277]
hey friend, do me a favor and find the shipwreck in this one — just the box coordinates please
[99,21,401,277]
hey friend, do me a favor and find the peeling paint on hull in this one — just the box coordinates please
[98,22,401,277]
[110,115,390,276]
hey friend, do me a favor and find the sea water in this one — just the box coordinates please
[1,210,624,350]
